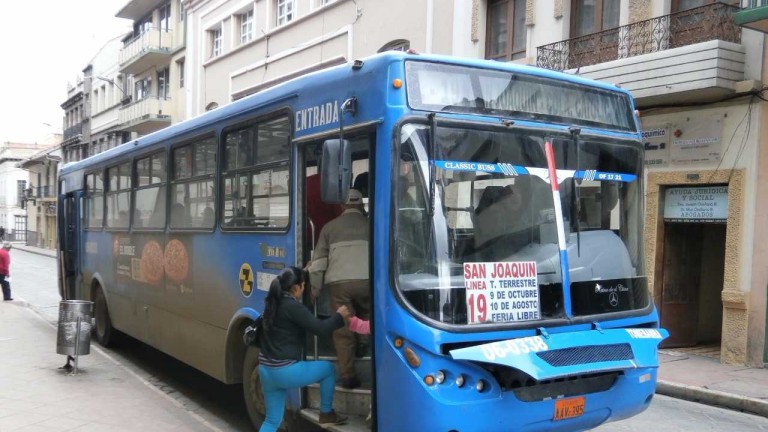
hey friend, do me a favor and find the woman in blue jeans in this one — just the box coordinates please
[258,266,350,431]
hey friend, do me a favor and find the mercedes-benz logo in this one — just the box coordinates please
[609,291,619,307]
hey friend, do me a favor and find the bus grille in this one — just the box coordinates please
[536,343,633,367]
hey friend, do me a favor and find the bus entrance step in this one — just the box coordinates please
[299,408,369,431]
[307,384,371,416]
[315,356,373,385]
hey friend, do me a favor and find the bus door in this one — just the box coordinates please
[300,131,374,424]
[58,191,79,300]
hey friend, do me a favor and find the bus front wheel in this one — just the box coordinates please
[242,345,267,428]
[93,287,116,347]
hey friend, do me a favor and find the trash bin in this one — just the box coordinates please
[56,300,93,357]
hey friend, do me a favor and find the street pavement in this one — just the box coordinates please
[2,243,768,432]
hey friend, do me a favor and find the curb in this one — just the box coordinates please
[13,246,56,259]
[657,380,768,417]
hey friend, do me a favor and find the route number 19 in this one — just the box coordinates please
[467,293,487,323]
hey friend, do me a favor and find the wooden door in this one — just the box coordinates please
[660,223,702,347]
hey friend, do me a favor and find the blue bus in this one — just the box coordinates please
[58,51,667,431]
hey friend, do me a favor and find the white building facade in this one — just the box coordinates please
[0,143,55,241]
[19,147,62,249]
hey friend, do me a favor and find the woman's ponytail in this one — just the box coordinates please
[263,267,307,328]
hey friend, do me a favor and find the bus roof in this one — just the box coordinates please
[60,51,634,176]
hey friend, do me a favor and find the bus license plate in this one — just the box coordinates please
[553,397,585,421]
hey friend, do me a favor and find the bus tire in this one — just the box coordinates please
[242,345,267,429]
[93,286,116,347]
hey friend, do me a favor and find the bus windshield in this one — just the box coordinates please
[395,123,649,326]
[405,61,637,132]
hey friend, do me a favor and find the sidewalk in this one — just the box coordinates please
[656,348,768,417]
[5,244,768,424]
[0,300,220,432]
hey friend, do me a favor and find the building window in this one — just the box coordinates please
[210,27,222,57]
[135,77,151,101]
[160,2,172,31]
[318,0,336,6]
[378,39,410,52]
[486,0,527,61]
[134,14,152,37]
[240,9,254,44]
[570,0,620,38]
[277,0,295,26]
[177,59,185,88]
[158,68,170,99]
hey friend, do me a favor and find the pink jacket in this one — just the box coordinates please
[349,317,370,335]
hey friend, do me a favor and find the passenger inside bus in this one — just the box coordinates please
[171,203,186,227]
[473,181,533,260]
[201,206,214,227]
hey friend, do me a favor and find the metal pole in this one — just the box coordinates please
[73,315,81,375]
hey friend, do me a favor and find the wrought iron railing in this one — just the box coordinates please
[537,3,741,71]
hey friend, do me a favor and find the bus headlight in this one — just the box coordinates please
[476,379,486,392]
[435,370,445,384]
[455,374,465,387]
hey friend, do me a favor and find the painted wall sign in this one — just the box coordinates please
[664,186,728,222]
[642,125,670,168]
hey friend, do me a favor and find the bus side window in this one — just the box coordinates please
[171,136,216,229]
[222,115,291,229]
[135,152,167,229]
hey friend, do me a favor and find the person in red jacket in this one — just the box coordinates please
[0,242,11,301]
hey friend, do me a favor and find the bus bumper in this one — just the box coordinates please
[377,328,667,431]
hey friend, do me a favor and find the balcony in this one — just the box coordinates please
[734,0,768,33]
[35,185,56,200]
[537,3,746,108]
[119,27,175,75]
[119,96,172,135]
[63,123,83,142]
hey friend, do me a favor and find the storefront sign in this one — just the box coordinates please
[663,186,728,222]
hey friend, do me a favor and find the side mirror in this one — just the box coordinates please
[320,139,352,204]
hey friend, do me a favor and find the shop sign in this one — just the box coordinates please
[664,186,728,222]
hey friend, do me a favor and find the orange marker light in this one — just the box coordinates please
[405,347,421,368]
[424,375,435,386]
[394,337,404,348]
[393,78,403,89]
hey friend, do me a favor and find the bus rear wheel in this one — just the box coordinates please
[93,286,116,347]
[242,345,267,428]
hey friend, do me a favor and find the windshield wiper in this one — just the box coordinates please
[570,127,582,257]
[428,113,436,217]
[441,97,495,115]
